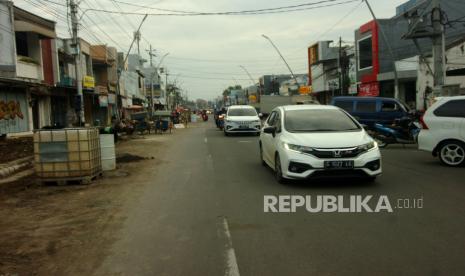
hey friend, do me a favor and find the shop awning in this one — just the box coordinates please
[125,105,143,110]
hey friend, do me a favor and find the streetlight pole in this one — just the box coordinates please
[155,53,170,111]
[239,65,257,104]
[116,14,148,120]
[156,53,170,69]
[239,65,255,85]
[262,34,299,88]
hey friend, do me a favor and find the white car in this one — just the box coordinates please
[259,105,382,183]
[418,96,465,167]
[224,105,262,136]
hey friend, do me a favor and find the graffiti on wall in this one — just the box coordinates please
[0,100,24,120]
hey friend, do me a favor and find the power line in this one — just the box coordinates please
[103,0,354,15]
[85,0,133,40]
[81,0,360,17]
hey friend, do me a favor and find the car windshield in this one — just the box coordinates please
[285,109,360,132]
[228,108,257,116]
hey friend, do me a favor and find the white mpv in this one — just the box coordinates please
[418,96,465,167]
[224,105,262,136]
[259,105,382,183]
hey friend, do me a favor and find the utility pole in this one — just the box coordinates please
[364,0,400,99]
[431,0,445,94]
[147,45,156,67]
[147,45,157,116]
[134,30,142,67]
[165,69,169,110]
[70,0,84,125]
[338,37,342,96]
[403,0,446,103]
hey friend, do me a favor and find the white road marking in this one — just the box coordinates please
[205,137,208,143]
[238,141,251,143]
[221,217,240,276]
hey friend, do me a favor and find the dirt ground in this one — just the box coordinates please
[0,137,33,164]
[0,131,177,275]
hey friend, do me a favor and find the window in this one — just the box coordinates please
[381,102,399,112]
[284,109,360,132]
[273,111,282,132]
[334,101,353,112]
[356,101,377,112]
[433,100,465,118]
[228,108,257,116]
[15,32,29,57]
[267,111,277,125]
[358,36,373,70]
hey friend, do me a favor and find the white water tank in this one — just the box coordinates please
[100,134,116,171]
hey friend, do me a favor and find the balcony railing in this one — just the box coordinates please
[16,59,43,81]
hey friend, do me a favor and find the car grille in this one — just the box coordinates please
[310,169,368,178]
[302,147,362,159]
[235,121,252,125]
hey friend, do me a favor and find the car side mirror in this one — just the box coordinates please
[263,126,276,136]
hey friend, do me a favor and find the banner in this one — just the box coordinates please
[358,82,379,97]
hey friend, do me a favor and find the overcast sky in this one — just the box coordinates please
[15,0,407,100]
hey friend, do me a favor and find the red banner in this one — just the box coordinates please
[358,82,379,97]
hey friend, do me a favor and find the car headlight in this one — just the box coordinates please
[283,143,314,153]
[357,141,377,152]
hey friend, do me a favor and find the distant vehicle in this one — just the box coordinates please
[331,96,409,127]
[259,105,382,183]
[224,105,262,136]
[259,95,318,115]
[418,96,465,167]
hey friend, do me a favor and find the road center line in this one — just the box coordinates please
[205,137,208,143]
[221,217,240,276]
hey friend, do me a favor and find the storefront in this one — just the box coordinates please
[0,87,29,135]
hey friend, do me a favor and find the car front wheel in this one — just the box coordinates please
[275,154,287,184]
[439,141,465,167]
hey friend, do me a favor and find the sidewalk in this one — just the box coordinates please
[0,128,177,275]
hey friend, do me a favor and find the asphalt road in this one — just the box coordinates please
[98,121,465,276]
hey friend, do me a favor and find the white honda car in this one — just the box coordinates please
[259,105,382,183]
[224,105,262,136]
[418,96,465,167]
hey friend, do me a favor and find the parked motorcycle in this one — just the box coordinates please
[370,111,422,148]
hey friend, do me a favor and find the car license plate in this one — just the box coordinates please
[239,125,248,129]
[324,160,354,169]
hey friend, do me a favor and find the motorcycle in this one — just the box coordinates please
[370,111,422,148]
[217,114,225,130]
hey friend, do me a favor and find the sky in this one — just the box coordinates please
[15,0,408,101]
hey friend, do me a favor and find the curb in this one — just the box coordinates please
[0,156,34,179]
